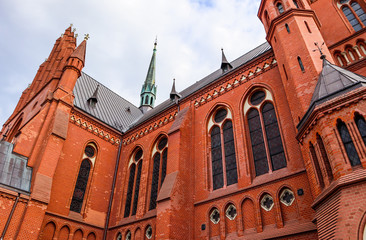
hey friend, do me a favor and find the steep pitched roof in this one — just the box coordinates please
[73,72,143,132]
[128,42,272,130]
[298,59,366,130]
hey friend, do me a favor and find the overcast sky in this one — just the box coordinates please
[0,0,266,126]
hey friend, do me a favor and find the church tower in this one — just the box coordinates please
[258,0,334,124]
[139,40,157,113]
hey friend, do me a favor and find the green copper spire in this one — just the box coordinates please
[140,39,157,113]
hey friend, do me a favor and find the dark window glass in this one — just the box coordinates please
[223,121,238,186]
[84,146,95,158]
[250,91,265,105]
[277,2,284,13]
[298,56,305,72]
[131,161,142,216]
[135,149,143,161]
[309,142,324,188]
[316,134,333,181]
[262,103,287,171]
[351,2,366,26]
[355,115,366,146]
[340,0,349,3]
[211,126,224,189]
[214,109,228,123]
[293,0,299,8]
[248,109,269,176]
[124,164,136,217]
[161,149,168,187]
[149,153,160,210]
[337,121,361,166]
[145,95,149,104]
[305,21,312,33]
[70,160,91,213]
[158,137,168,150]
[343,6,362,31]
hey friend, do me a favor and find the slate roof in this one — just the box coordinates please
[128,42,272,130]
[297,59,366,130]
[73,42,272,133]
[73,72,143,132]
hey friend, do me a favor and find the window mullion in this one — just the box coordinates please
[349,4,365,27]
[259,108,272,172]
[220,125,228,187]
[158,151,163,191]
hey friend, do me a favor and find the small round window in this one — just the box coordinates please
[85,145,95,158]
[158,137,168,150]
[250,90,266,105]
[214,108,228,123]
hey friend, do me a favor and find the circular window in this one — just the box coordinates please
[250,90,266,105]
[158,137,168,150]
[210,208,220,224]
[85,145,95,158]
[225,204,237,220]
[135,149,143,161]
[280,189,295,206]
[214,108,228,123]
[260,194,274,211]
[145,225,153,239]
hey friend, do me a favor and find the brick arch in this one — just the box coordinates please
[39,221,57,240]
[134,227,142,240]
[204,101,235,127]
[356,39,366,56]
[223,201,238,236]
[258,191,277,228]
[345,44,359,61]
[73,229,83,240]
[143,224,154,240]
[208,206,221,239]
[241,197,257,233]
[86,232,97,240]
[277,186,299,223]
[334,50,347,66]
[58,225,71,240]
[7,113,23,143]
[357,210,366,239]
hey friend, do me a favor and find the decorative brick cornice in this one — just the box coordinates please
[193,56,277,108]
[70,110,121,145]
[122,111,178,146]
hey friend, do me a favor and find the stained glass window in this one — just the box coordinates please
[337,120,361,166]
[124,164,136,217]
[131,162,142,216]
[70,159,91,213]
[211,126,224,190]
[355,114,366,146]
[223,121,238,185]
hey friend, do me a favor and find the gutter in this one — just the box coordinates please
[103,141,122,240]
[0,193,20,240]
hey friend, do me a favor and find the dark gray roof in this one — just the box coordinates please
[298,59,366,130]
[73,72,143,132]
[128,42,272,130]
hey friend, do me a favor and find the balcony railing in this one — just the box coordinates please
[0,141,32,192]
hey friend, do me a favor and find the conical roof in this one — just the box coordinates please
[221,48,233,72]
[70,40,87,64]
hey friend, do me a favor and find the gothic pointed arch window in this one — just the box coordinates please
[124,148,143,217]
[245,89,287,176]
[339,0,366,31]
[309,141,325,188]
[337,119,361,166]
[70,143,97,213]
[149,136,168,210]
[7,115,23,144]
[208,106,238,190]
[276,2,285,14]
[355,113,366,147]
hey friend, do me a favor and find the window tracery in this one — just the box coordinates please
[149,136,168,210]
[124,148,143,217]
[245,89,287,176]
[208,107,238,190]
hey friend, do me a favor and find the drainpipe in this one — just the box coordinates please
[103,141,122,240]
[1,193,20,240]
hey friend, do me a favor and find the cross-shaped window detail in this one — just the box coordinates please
[260,194,274,211]
[146,225,153,239]
[210,208,220,224]
[225,204,237,220]
[280,189,295,206]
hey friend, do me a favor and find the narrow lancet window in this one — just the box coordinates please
[337,120,361,166]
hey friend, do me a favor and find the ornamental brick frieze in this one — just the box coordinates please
[193,57,277,108]
[122,111,178,146]
[69,111,120,145]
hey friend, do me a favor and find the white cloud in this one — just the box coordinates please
[0,0,266,126]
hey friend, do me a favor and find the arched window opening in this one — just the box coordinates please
[358,41,366,55]
[293,0,299,8]
[264,11,270,28]
[351,2,366,26]
[348,49,356,61]
[149,136,168,210]
[246,90,287,176]
[297,56,305,72]
[7,117,23,144]
[144,95,149,104]
[304,21,312,33]
[70,159,91,213]
[124,148,143,217]
[209,107,238,190]
[337,120,361,166]
[150,97,153,105]
[355,113,366,147]
[125,230,131,240]
[285,23,290,33]
[145,225,153,239]
[339,0,364,32]
[316,133,333,182]
[277,2,284,14]
[309,142,324,188]
[116,233,122,240]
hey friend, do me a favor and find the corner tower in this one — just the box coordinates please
[140,40,157,113]
[258,0,334,124]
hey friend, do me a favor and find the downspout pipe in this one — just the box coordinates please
[1,193,20,240]
[103,141,122,240]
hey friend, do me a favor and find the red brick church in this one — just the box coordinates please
[1,0,366,239]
